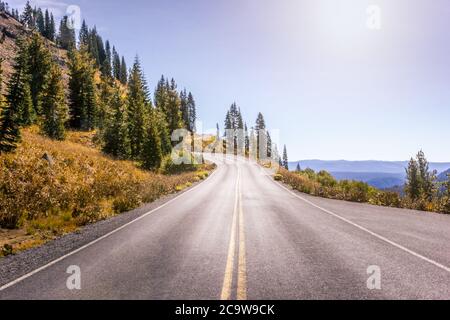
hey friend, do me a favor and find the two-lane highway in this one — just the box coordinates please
[0,155,449,299]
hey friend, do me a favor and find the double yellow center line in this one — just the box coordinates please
[220,166,247,300]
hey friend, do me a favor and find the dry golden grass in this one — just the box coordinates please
[0,127,215,256]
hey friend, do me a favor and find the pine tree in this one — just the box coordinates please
[187,92,196,132]
[255,112,266,131]
[0,100,21,153]
[102,84,130,158]
[68,47,97,130]
[282,145,289,170]
[48,13,55,41]
[36,8,45,35]
[141,109,163,170]
[224,111,232,131]
[119,56,127,84]
[405,157,421,201]
[4,37,35,126]
[255,112,267,159]
[95,31,106,67]
[266,131,272,158]
[127,57,148,158]
[79,20,89,47]
[154,110,171,156]
[165,78,182,137]
[296,163,301,172]
[153,76,173,154]
[0,2,7,13]
[180,89,189,130]
[0,42,29,152]
[244,123,249,155]
[21,1,34,28]
[40,64,68,140]
[112,47,121,80]
[58,16,76,50]
[43,9,50,38]
[27,32,52,115]
[19,82,34,125]
[87,27,100,66]
[101,40,112,77]
[154,75,167,109]
[416,150,436,201]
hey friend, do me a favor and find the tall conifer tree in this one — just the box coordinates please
[40,64,68,140]
[119,56,127,84]
[68,47,97,130]
[127,57,148,158]
[27,32,52,115]
[102,84,130,158]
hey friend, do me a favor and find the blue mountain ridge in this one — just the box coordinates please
[289,160,450,189]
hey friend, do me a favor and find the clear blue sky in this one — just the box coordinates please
[10,0,450,161]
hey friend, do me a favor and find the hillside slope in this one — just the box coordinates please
[0,127,213,256]
[0,11,69,93]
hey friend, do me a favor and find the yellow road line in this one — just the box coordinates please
[220,165,248,300]
[237,174,247,300]
[220,166,240,300]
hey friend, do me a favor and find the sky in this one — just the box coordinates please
[8,0,450,161]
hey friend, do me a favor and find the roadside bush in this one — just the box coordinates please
[368,189,401,207]
[160,154,198,175]
[277,167,405,207]
[0,128,214,230]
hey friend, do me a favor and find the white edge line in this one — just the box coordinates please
[265,172,450,274]
[0,167,219,291]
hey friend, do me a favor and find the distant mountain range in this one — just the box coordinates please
[438,169,450,182]
[289,160,450,189]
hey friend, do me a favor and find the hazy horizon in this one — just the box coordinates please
[9,0,450,162]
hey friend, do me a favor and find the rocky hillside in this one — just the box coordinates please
[0,11,69,94]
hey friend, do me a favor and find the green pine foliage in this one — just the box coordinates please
[405,158,420,200]
[0,100,21,152]
[180,90,197,132]
[57,16,76,50]
[88,27,101,66]
[0,47,26,153]
[112,46,121,80]
[2,37,35,130]
[79,20,89,47]
[180,89,189,130]
[36,8,45,35]
[39,64,68,140]
[282,145,289,170]
[101,40,112,77]
[155,109,172,156]
[119,56,127,85]
[18,82,34,125]
[187,92,196,132]
[127,57,148,158]
[141,110,163,170]
[21,1,34,29]
[166,79,182,136]
[154,76,183,147]
[27,32,52,115]
[68,47,98,130]
[102,84,131,159]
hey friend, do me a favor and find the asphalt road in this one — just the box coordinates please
[0,155,449,300]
